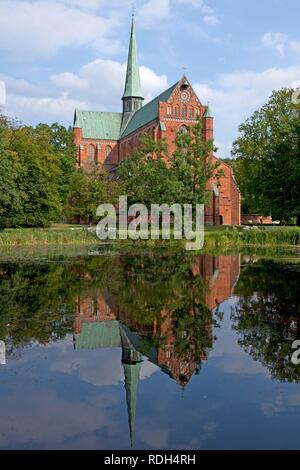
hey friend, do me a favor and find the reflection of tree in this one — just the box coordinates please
[232,260,300,382]
[0,257,120,352]
[112,251,216,378]
[0,251,218,377]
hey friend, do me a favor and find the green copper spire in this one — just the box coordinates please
[120,324,143,447]
[203,103,213,118]
[122,15,144,101]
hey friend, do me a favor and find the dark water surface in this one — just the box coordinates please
[0,246,299,450]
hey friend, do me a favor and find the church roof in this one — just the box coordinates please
[75,321,121,349]
[74,110,122,141]
[123,16,144,100]
[121,82,179,138]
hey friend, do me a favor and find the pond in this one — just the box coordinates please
[0,246,299,450]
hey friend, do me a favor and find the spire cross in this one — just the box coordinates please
[132,1,135,16]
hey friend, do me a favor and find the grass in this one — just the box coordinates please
[0,225,300,248]
[0,227,98,246]
[204,226,300,248]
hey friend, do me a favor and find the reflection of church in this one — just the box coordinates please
[73,254,240,445]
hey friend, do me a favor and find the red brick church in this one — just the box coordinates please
[73,16,240,225]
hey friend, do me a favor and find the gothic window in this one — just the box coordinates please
[182,106,187,118]
[88,144,96,164]
[105,145,112,162]
[174,105,180,117]
[189,107,194,118]
[196,108,200,117]
[167,106,172,115]
[178,125,189,135]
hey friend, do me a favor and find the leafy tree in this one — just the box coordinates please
[232,88,300,224]
[9,125,63,227]
[232,259,300,382]
[36,123,77,209]
[117,134,180,207]
[170,118,221,206]
[67,169,122,223]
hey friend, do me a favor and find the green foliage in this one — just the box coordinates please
[117,134,179,207]
[170,118,221,206]
[0,117,77,228]
[232,88,300,223]
[67,169,122,223]
[118,119,219,209]
[232,260,300,382]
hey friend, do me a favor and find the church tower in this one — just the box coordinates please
[121,15,144,132]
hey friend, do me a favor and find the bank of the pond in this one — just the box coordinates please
[0,226,300,248]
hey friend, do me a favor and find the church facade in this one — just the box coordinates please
[73,17,240,225]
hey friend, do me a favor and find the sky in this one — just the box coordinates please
[0,0,300,158]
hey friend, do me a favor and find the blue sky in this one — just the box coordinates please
[0,0,300,157]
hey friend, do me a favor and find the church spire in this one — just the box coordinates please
[122,15,144,128]
[123,15,143,101]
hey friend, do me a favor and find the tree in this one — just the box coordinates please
[170,118,221,206]
[232,88,300,224]
[9,125,63,227]
[67,169,122,223]
[117,134,180,208]
[0,117,78,228]
[36,123,77,210]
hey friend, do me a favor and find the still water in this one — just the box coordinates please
[0,246,299,450]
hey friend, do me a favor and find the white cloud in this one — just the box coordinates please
[0,0,120,58]
[0,80,6,106]
[138,0,170,27]
[203,15,219,26]
[193,63,300,157]
[51,59,168,108]
[261,32,300,57]
[261,32,288,57]
[177,0,220,24]
[2,58,168,124]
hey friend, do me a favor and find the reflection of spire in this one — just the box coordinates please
[119,324,143,448]
[123,361,142,447]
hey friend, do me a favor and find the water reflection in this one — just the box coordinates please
[232,259,300,382]
[0,249,300,449]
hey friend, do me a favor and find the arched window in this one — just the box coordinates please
[182,106,187,118]
[105,145,112,162]
[88,144,96,164]
[174,105,180,117]
[189,107,194,118]
[167,106,172,115]
[196,108,200,117]
[178,125,189,135]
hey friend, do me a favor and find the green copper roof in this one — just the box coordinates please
[203,104,213,118]
[123,16,143,100]
[75,321,121,350]
[74,110,122,140]
[121,82,179,138]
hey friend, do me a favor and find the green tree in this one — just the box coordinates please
[36,123,77,210]
[67,169,122,223]
[9,125,63,227]
[170,118,221,206]
[117,134,179,208]
[232,88,300,224]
